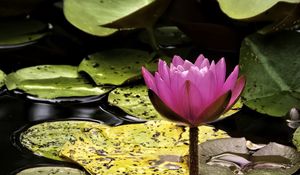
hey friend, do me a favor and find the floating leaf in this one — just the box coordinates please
[293,127,300,151]
[63,0,170,36]
[0,69,6,88]
[0,19,48,49]
[60,120,229,175]
[19,120,228,165]
[217,0,300,20]
[108,84,163,120]
[19,120,106,161]
[15,166,87,175]
[78,49,153,86]
[240,31,300,117]
[199,138,300,175]
[6,65,112,99]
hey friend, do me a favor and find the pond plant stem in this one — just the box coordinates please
[189,126,199,175]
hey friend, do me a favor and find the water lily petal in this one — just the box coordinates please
[194,91,231,126]
[158,59,170,87]
[148,90,190,125]
[195,70,216,105]
[223,65,239,93]
[225,75,246,111]
[209,61,218,97]
[199,58,210,69]
[182,60,194,70]
[178,80,203,124]
[141,67,157,93]
[172,55,184,66]
[215,58,226,90]
[154,72,174,109]
[194,54,205,67]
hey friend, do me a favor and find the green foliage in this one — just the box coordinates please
[6,65,112,99]
[0,19,48,48]
[63,0,171,36]
[240,31,300,117]
[217,0,300,20]
[0,70,6,88]
[78,49,153,86]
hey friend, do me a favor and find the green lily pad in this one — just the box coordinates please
[15,166,87,175]
[108,84,163,120]
[19,120,105,161]
[63,0,170,36]
[292,127,300,151]
[78,49,154,86]
[240,31,300,117]
[0,69,6,88]
[0,19,48,48]
[199,138,300,175]
[59,120,228,175]
[6,65,112,99]
[108,84,242,121]
[20,120,228,164]
[217,0,300,20]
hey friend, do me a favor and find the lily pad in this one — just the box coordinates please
[63,0,170,36]
[108,84,163,120]
[292,127,300,151]
[6,65,112,99]
[78,49,154,86]
[15,166,87,175]
[240,31,300,117]
[60,120,229,175]
[108,84,242,121]
[19,120,106,161]
[0,19,48,49]
[0,69,6,88]
[199,138,300,175]
[217,0,300,20]
[19,120,228,164]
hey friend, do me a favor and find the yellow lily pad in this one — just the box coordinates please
[60,120,229,175]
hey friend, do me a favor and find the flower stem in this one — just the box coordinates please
[189,126,199,175]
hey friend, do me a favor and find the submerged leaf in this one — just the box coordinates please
[6,65,112,99]
[78,49,153,85]
[240,31,300,117]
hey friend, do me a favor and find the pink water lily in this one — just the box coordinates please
[142,54,245,127]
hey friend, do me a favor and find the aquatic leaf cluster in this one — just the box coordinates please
[20,120,229,174]
[1,0,300,174]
